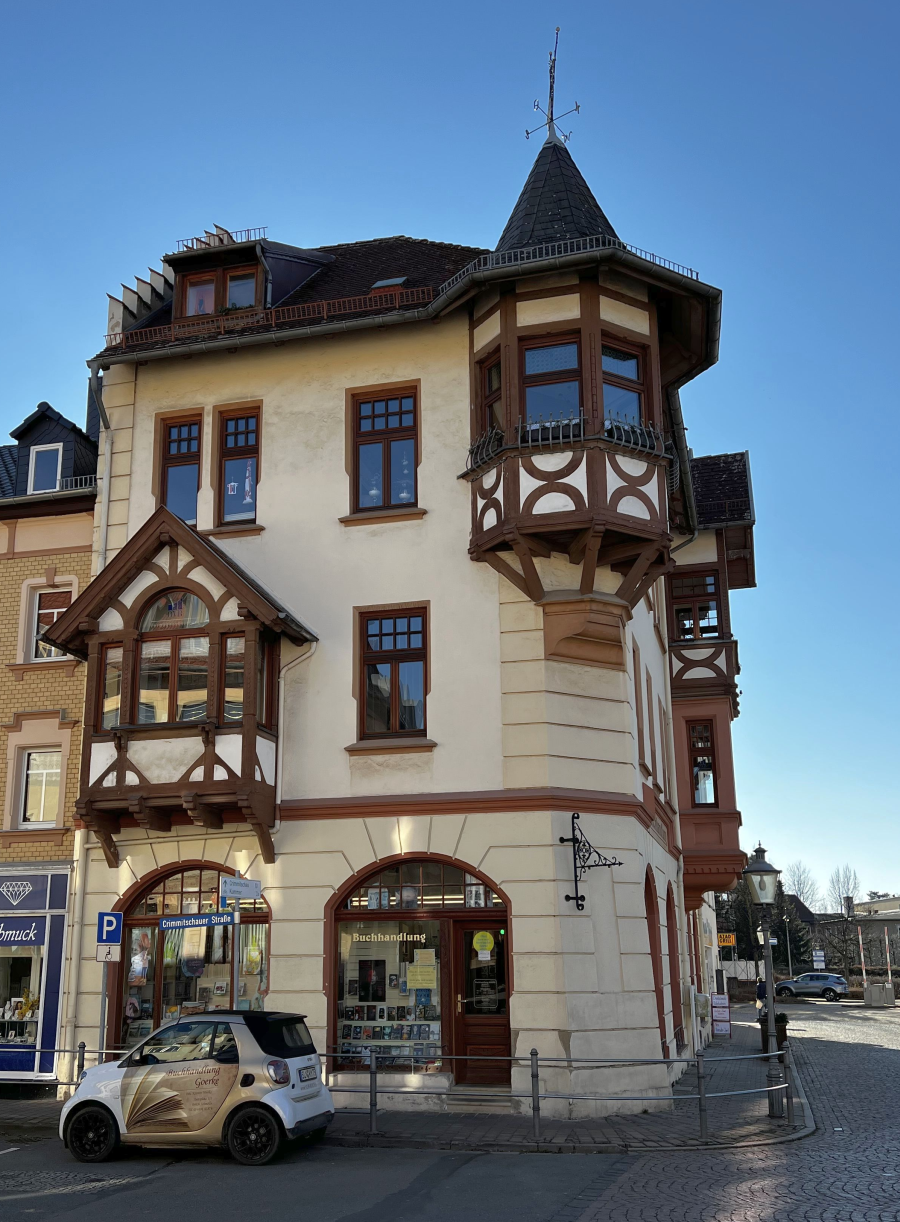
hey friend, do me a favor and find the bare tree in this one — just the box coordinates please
[784,861,822,911]
[827,865,861,914]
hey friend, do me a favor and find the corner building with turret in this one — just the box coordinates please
[47,129,755,1112]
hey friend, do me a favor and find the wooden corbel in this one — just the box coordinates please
[627,559,675,610]
[181,791,223,830]
[504,529,546,603]
[615,543,661,606]
[78,800,120,869]
[128,797,171,833]
[236,790,276,864]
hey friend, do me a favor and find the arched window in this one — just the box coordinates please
[334,859,510,1085]
[120,865,270,1048]
[136,590,210,724]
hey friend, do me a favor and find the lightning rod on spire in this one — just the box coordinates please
[526,27,581,143]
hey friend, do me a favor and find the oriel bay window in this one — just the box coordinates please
[671,572,720,640]
[601,343,645,427]
[354,391,417,512]
[688,721,717,806]
[520,338,582,436]
[361,609,426,737]
[220,410,259,524]
[162,416,201,525]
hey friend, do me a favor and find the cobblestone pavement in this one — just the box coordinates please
[572,1000,900,1222]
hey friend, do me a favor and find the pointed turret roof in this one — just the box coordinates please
[495,134,619,252]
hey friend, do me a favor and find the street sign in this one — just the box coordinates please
[812,950,826,969]
[160,912,235,931]
[219,876,262,901]
[96,944,121,963]
[718,932,736,947]
[97,911,123,945]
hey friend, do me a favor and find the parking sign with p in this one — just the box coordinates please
[97,911,123,945]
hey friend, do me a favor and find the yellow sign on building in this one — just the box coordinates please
[718,932,736,947]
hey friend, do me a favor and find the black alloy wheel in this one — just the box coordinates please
[227,1107,284,1165]
[823,988,838,1001]
[67,1106,119,1163]
[776,987,794,998]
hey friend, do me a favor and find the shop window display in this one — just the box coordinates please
[0,946,43,1046]
[120,867,269,1048]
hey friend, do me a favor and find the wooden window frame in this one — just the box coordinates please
[223,266,260,312]
[481,352,503,435]
[633,642,649,777]
[687,720,718,808]
[518,334,582,432]
[99,642,124,732]
[670,570,721,641]
[352,388,419,515]
[217,407,260,526]
[600,338,647,427]
[160,414,202,526]
[359,606,428,739]
[135,626,210,727]
[646,671,659,786]
[220,633,245,725]
[178,265,261,319]
[256,636,278,731]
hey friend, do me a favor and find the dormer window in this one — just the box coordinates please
[28,444,63,493]
[226,272,256,309]
[371,277,407,292]
[185,277,215,317]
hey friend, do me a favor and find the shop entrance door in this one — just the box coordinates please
[452,921,510,1085]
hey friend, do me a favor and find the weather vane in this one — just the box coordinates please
[526,27,580,143]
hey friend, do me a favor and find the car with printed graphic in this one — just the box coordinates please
[60,1011,334,1165]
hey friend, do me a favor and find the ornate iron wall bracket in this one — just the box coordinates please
[560,811,622,910]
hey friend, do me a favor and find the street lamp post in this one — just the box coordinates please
[743,844,784,1120]
[785,913,793,979]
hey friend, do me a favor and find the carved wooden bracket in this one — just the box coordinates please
[77,799,120,869]
[181,791,223,830]
[236,789,276,864]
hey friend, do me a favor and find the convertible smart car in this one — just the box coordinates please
[60,1011,334,1165]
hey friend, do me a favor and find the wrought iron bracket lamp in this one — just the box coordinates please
[560,812,622,910]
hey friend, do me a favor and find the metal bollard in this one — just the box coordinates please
[782,1043,795,1125]
[530,1048,541,1140]
[696,1050,708,1140]
[369,1051,378,1134]
[77,1042,85,1077]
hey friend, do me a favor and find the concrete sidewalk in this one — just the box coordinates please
[0,1007,810,1154]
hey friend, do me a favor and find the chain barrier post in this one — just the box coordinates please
[77,1042,85,1077]
[530,1048,541,1140]
[696,1051,708,1139]
[782,1042,795,1125]
[369,1051,378,1134]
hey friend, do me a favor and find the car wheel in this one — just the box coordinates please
[776,987,793,998]
[66,1106,119,1163]
[227,1107,284,1166]
[823,988,838,1001]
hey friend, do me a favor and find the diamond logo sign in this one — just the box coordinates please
[0,881,33,906]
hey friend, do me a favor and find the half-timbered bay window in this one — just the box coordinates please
[671,572,720,640]
[688,721,717,806]
[220,410,259,524]
[601,344,644,426]
[520,338,582,436]
[361,610,426,737]
[162,417,201,525]
[136,592,210,724]
[354,392,417,512]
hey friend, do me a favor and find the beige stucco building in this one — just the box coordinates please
[46,129,755,1112]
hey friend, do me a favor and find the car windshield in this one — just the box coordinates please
[242,1013,315,1058]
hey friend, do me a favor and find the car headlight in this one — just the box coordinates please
[265,1058,290,1086]
[73,1070,87,1093]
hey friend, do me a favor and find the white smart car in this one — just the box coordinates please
[60,1011,334,1165]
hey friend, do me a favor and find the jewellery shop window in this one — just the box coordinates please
[121,867,269,1049]
[0,944,43,1047]
[335,861,504,1072]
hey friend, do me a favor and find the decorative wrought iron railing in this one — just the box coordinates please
[105,287,435,349]
[463,412,667,477]
[176,227,268,252]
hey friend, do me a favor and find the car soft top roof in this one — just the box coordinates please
[176,1010,309,1023]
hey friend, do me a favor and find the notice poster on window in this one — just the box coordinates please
[474,979,499,1012]
[406,964,437,990]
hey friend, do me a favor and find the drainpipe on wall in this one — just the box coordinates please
[89,363,113,573]
[59,827,88,1097]
[274,641,318,833]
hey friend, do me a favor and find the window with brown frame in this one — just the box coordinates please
[161,416,201,525]
[482,356,503,433]
[688,721,717,806]
[360,609,426,737]
[520,337,582,435]
[181,266,259,318]
[33,589,72,659]
[256,637,278,730]
[601,343,645,426]
[219,410,259,524]
[671,572,720,640]
[353,392,417,513]
[100,644,124,729]
[135,591,210,725]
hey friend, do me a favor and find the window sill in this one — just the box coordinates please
[7,659,79,682]
[345,737,437,756]
[339,507,427,527]
[199,523,265,539]
[0,827,68,846]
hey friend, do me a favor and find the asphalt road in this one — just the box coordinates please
[1,1000,898,1222]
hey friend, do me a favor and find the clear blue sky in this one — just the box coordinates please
[2,1,897,899]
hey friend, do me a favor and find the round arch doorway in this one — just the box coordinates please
[332,858,511,1085]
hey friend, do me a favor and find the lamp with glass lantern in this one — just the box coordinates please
[742,843,784,1119]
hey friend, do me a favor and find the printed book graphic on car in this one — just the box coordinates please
[120,1063,239,1132]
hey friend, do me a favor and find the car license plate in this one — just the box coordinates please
[299,1066,317,1082]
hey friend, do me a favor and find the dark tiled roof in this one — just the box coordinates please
[0,446,16,498]
[690,451,755,527]
[785,894,817,925]
[495,136,619,252]
[277,236,488,309]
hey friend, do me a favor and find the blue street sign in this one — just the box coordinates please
[159,912,235,931]
[97,911,123,945]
